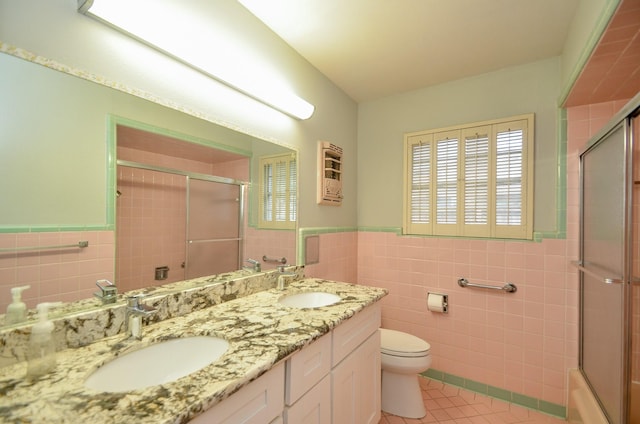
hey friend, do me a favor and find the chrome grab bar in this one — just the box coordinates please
[262,255,287,264]
[0,240,89,253]
[570,260,623,284]
[457,278,517,293]
[188,238,241,243]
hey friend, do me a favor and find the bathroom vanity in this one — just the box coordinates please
[0,278,386,423]
[195,300,381,423]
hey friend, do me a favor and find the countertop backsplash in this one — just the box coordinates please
[0,267,303,367]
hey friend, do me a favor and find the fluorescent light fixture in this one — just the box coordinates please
[77,0,315,120]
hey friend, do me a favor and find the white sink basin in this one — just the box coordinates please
[279,292,341,308]
[85,336,229,392]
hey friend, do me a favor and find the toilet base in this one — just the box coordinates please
[381,370,426,419]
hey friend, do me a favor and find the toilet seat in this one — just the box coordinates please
[380,328,430,358]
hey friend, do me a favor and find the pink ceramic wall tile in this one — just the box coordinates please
[356,232,574,406]
[0,231,115,313]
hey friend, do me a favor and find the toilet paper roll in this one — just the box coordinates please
[427,293,447,313]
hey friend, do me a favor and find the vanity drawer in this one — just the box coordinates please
[332,304,381,366]
[285,332,331,405]
[191,362,284,424]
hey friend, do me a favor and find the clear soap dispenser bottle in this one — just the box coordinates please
[26,301,61,379]
[5,285,30,325]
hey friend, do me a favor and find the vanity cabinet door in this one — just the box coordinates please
[357,331,382,424]
[190,362,284,424]
[286,332,332,405]
[331,330,381,424]
[332,304,380,366]
[284,374,331,424]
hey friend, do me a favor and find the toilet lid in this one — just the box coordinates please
[380,328,430,358]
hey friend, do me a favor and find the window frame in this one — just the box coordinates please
[403,114,534,240]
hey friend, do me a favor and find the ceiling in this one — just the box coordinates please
[118,126,245,164]
[239,0,582,102]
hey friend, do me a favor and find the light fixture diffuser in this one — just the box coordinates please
[77,0,315,120]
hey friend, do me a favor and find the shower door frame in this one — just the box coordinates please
[576,93,640,424]
[184,175,246,278]
[117,159,248,280]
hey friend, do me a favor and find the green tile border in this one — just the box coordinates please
[297,226,359,264]
[556,0,621,106]
[0,225,112,233]
[423,369,566,419]
[296,223,572,263]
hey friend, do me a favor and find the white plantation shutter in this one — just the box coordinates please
[259,154,297,229]
[403,115,533,239]
[495,128,522,225]
[433,131,459,236]
[404,134,433,234]
[436,136,458,224]
[262,162,274,221]
[274,160,287,221]
[411,142,431,223]
[494,119,531,239]
[462,126,491,237]
[289,160,297,222]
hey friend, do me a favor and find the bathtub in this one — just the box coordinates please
[567,369,610,424]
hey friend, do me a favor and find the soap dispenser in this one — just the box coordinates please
[5,285,31,325]
[26,302,61,379]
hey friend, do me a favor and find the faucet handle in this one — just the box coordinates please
[94,279,117,304]
[126,294,143,308]
[126,294,156,314]
[244,258,261,272]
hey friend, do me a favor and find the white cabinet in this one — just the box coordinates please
[286,303,381,424]
[285,374,331,424]
[190,362,284,424]
[332,332,380,424]
[332,305,380,365]
[285,333,332,423]
[286,333,332,405]
[331,305,381,424]
[190,303,381,424]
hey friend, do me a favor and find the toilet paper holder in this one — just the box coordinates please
[427,292,448,313]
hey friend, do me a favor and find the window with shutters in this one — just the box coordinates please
[403,114,534,239]
[259,153,297,229]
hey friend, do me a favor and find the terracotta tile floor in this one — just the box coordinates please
[379,377,566,424]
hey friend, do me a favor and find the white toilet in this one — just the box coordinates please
[379,328,432,418]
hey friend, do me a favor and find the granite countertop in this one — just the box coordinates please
[0,278,387,423]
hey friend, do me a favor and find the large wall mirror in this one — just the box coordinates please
[0,52,297,326]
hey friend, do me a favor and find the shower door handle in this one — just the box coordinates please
[571,261,623,284]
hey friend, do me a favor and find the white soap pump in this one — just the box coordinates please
[5,285,31,325]
[26,301,62,379]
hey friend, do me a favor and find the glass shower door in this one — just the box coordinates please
[580,122,629,424]
[185,178,242,279]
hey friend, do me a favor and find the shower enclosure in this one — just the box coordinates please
[185,177,243,279]
[116,160,246,291]
[575,93,640,424]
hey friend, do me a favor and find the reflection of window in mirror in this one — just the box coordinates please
[259,153,297,229]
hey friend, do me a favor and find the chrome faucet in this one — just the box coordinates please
[243,258,261,272]
[94,279,117,304]
[125,295,157,339]
[276,265,297,290]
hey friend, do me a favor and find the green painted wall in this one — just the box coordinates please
[357,58,562,234]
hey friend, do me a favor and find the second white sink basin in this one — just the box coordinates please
[85,336,229,392]
[279,292,341,308]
